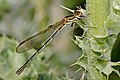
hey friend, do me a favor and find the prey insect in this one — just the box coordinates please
[16,6,85,75]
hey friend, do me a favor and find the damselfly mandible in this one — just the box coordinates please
[16,6,86,75]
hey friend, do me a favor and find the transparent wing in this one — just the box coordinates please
[16,20,63,53]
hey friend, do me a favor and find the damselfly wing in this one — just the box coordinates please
[16,6,85,75]
[16,20,64,53]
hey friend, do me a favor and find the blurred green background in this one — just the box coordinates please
[0,0,86,80]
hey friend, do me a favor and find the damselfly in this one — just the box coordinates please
[16,6,85,75]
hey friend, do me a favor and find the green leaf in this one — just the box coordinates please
[110,0,120,10]
[93,59,113,77]
[105,13,120,36]
[0,36,18,80]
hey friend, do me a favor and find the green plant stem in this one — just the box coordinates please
[86,0,109,37]
[86,0,110,80]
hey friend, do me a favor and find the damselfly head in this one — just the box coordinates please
[76,6,86,15]
[74,8,86,20]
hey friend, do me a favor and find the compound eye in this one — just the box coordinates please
[74,10,81,16]
[76,11,81,16]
